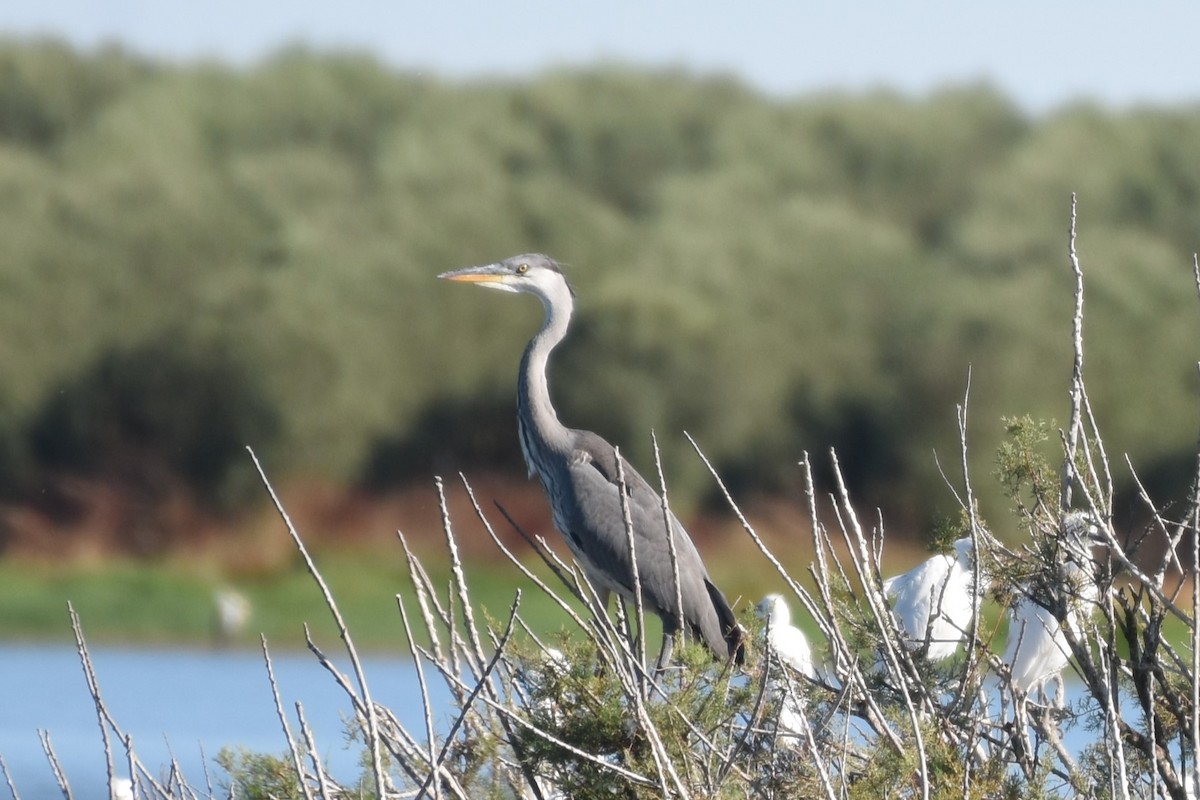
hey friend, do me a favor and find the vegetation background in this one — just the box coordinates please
[0,38,1197,646]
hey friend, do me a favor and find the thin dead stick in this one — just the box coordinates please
[369,706,456,795]
[1191,256,1200,797]
[259,636,315,800]
[947,369,996,724]
[294,703,334,799]
[0,753,21,800]
[198,742,215,800]
[68,605,171,800]
[828,451,930,792]
[413,592,528,800]
[1094,609,1131,800]
[612,445,650,682]
[67,602,114,794]
[682,433,833,642]
[299,627,360,707]
[246,447,387,797]
[121,738,137,800]
[396,590,445,800]
[396,530,448,664]
[457,476,592,633]
[651,431,686,666]
[437,477,551,800]
[395,531,482,739]
[1062,191,1085,510]
[36,731,70,800]
[434,475,490,681]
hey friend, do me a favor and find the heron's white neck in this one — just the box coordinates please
[517,279,575,469]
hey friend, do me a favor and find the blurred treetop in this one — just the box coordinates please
[0,38,1197,530]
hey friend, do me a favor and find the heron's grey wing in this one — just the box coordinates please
[565,431,738,656]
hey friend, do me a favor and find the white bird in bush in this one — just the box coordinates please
[1002,512,1103,699]
[883,537,984,662]
[756,593,816,679]
[111,777,134,800]
[756,594,816,748]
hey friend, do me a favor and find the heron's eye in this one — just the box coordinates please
[516,263,529,274]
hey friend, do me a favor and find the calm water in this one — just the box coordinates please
[0,642,446,799]
[2,642,1112,798]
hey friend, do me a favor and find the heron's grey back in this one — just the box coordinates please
[547,429,739,658]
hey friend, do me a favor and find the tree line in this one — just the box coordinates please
[0,38,1197,550]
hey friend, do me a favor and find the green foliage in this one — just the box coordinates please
[994,415,1058,512]
[216,748,307,800]
[850,720,1004,799]
[927,508,971,553]
[0,39,1198,531]
[28,335,280,512]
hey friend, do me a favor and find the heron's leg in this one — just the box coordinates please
[654,629,676,676]
[592,587,611,620]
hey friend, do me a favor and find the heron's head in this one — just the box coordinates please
[438,253,575,300]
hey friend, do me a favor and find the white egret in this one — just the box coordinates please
[756,593,816,679]
[756,594,816,748]
[1002,512,1103,699]
[883,537,984,662]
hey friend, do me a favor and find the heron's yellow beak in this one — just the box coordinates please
[441,272,505,283]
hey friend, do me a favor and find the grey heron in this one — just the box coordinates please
[883,537,985,662]
[439,254,745,670]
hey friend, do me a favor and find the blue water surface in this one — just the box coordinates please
[0,641,447,799]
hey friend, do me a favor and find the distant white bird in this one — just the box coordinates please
[1002,512,1103,698]
[213,587,252,645]
[756,593,816,679]
[883,537,984,662]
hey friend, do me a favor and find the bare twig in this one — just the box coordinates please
[0,753,21,800]
[259,636,315,800]
[1063,191,1085,510]
[247,447,387,796]
[36,731,70,800]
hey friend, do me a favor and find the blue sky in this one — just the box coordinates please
[2,2,1198,114]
